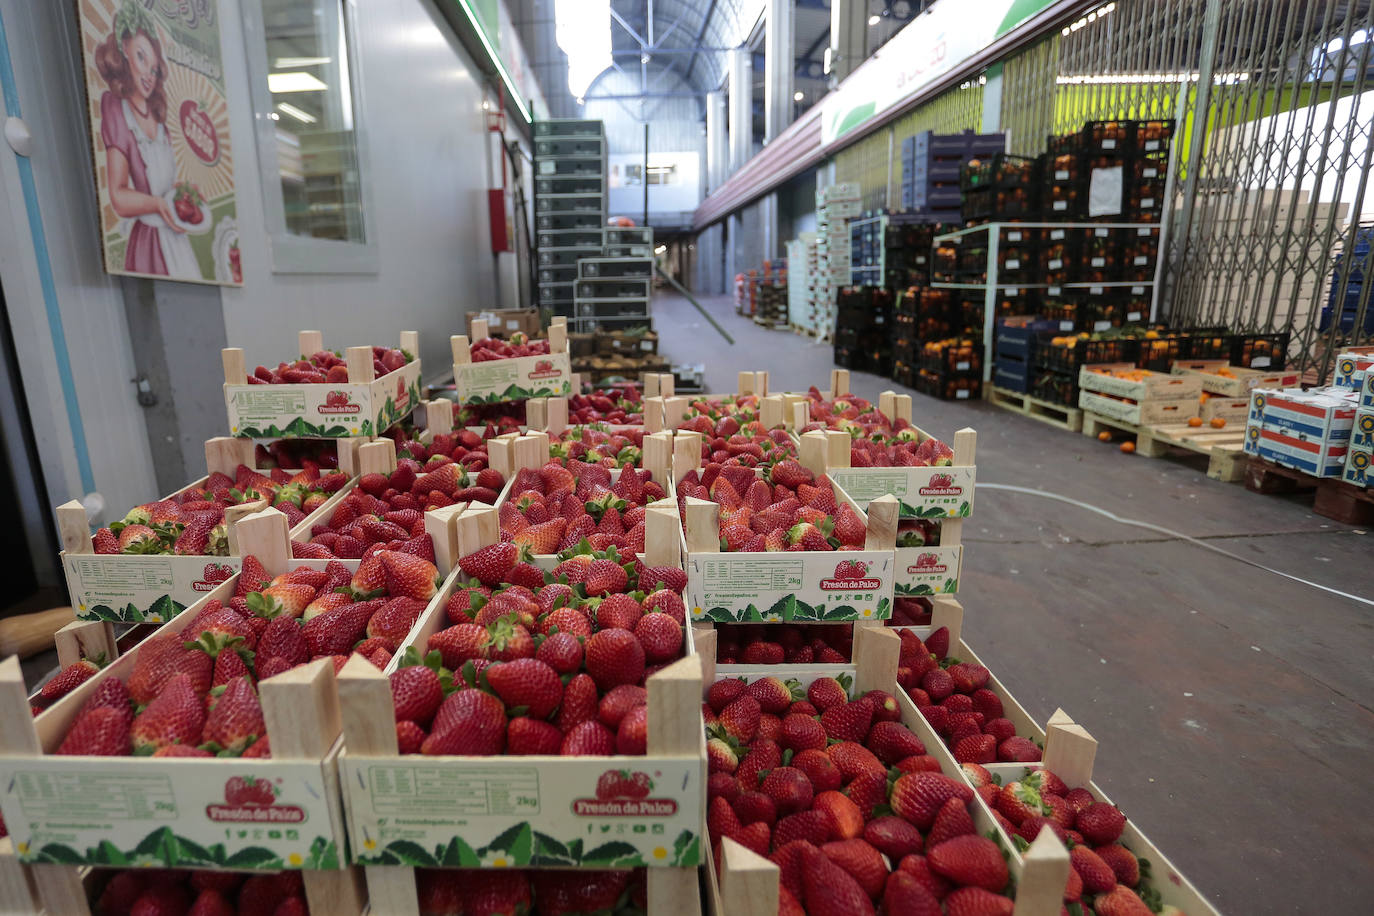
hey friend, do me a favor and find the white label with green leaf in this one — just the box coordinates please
[894,545,962,596]
[828,467,975,519]
[687,551,894,622]
[0,758,343,870]
[454,352,573,405]
[340,755,701,868]
[64,554,242,623]
[225,361,422,438]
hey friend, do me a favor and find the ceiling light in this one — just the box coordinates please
[793,91,804,101]
[654,244,667,254]
[481,100,490,110]
[274,56,330,68]
[576,96,585,105]
[269,111,280,120]
[868,14,881,26]
[641,54,651,64]
[275,102,317,124]
[555,0,612,98]
[268,72,328,93]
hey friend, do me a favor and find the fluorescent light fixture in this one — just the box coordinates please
[1065,2,1115,35]
[556,0,612,98]
[793,91,804,101]
[868,14,881,25]
[269,111,280,120]
[275,102,317,124]
[654,244,667,254]
[268,71,328,93]
[274,56,330,68]
[1056,71,1249,85]
[453,0,532,123]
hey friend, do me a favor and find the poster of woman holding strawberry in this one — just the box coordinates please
[79,0,241,285]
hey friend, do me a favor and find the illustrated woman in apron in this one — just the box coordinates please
[95,5,200,279]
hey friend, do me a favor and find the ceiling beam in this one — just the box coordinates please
[682,0,721,84]
[612,46,736,55]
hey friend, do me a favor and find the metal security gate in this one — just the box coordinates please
[996,0,1374,380]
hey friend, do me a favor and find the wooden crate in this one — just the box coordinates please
[0,509,366,916]
[55,437,356,624]
[223,330,422,438]
[1198,395,1249,423]
[1171,360,1299,398]
[336,504,704,915]
[1079,391,1198,426]
[452,317,572,405]
[1079,364,1203,401]
[698,624,1071,916]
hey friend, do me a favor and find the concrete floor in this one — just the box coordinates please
[652,290,1374,916]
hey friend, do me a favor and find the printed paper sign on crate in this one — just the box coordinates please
[0,758,341,870]
[225,360,422,438]
[894,545,962,597]
[687,552,894,622]
[340,756,701,868]
[63,555,242,623]
[826,468,975,519]
[455,352,573,405]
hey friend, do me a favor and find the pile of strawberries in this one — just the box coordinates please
[705,673,1017,915]
[95,868,307,916]
[416,866,646,915]
[675,462,869,553]
[897,628,1042,766]
[676,415,799,471]
[497,461,665,556]
[548,427,646,469]
[568,385,643,425]
[254,440,338,470]
[384,541,686,756]
[53,550,439,758]
[390,425,509,474]
[897,519,941,549]
[716,624,851,666]
[890,596,934,627]
[452,402,527,432]
[470,333,551,362]
[293,460,504,559]
[247,346,412,385]
[799,389,956,468]
[96,464,348,557]
[965,766,1165,915]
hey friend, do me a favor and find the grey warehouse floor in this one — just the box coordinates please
[650,289,1374,916]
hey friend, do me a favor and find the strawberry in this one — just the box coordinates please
[583,558,628,596]
[774,809,833,848]
[255,615,309,667]
[379,550,438,601]
[998,735,1041,762]
[428,624,490,668]
[638,564,686,593]
[827,741,885,781]
[583,628,645,691]
[535,631,583,674]
[785,521,830,551]
[367,596,428,646]
[390,663,444,725]
[633,612,682,663]
[56,706,131,756]
[485,658,563,719]
[927,796,976,847]
[1093,885,1154,916]
[995,780,1048,826]
[707,678,747,712]
[761,766,813,815]
[424,689,507,755]
[791,748,842,793]
[459,542,518,586]
[928,834,1010,893]
[713,695,761,744]
[832,504,867,546]
[93,527,120,554]
[200,676,265,755]
[560,719,615,755]
[822,838,887,900]
[812,789,864,840]
[807,677,849,712]
[865,720,924,764]
[39,659,102,702]
[1095,843,1140,887]
[127,632,213,704]
[890,772,974,831]
[941,887,1014,916]
[707,737,738,774]
[512,518,566,554]
[597,684,647,729]
[555,673,598,732]
[955,733,997,764]
[248,582,315,620]
[820,698,874,743]
[77,677,134,728]
[882,872,942,916]
[302,601,376,657]
[396,721,427,754]
[131,674,207,755]
[1070,844,1117,893]
[117,523,161,553]
[780,713,827,752]
[1077,800,1127,845]
[745,676,800,714]
[616,704,647,754]
[461,870,532,916]
[864,815,924,860]
[800,843,876,916]
[594,593,643,630]
[507,716,564,755]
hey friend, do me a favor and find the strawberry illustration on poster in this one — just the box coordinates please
[77,0,242,286]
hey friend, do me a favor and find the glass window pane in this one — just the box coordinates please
[262,0,365,242]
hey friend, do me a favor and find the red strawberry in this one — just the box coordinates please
[187,889,236,916]
[379,550,438,601]
[800,843,875,916]
[616,704,648,754]
[810,790,862,841]
[512,518,566,554]
[865,720,924,764]
[1095,843,1141,887]
[76,677,134,728]
[428,623,489,668]
[584,628,645,691]
[820,698,874,743]
[131,674,206,754]
[597,684,647,730]
[1077,800,1127,845]
[507,716,564,755]
[790,748,842,793]
[942,887,1013,916]
[995,780,1049,826]
[821,838,887,900]
[807,677,848,712]
[93,527,119,554]
[927,834,1009,892]
[780,713,827,752]
[535,631,583,674]
[459,542,518,586]
[1093,885,1154,916]
[424,689,506,755]
[583,558,628,596]
[927,796,976,847]
[882,872,942,916]
[127,632,213,704]
[302,601,376,657]
[200,676,265,755]
[485,658,563,719]
[39,659,102,702]
[998,735,1041,762]
[955,733,997,764]
[714,695,761,745]
[1070,844,1117,893]
[890,772,974,831]
[390,664,444,725]
[707,737,738,774]
[826,741,885,781]
[770,459,814,489]
[634,612,682,663]
[56,706,131,755]
[560,719,615,755]
[396,721,426,754]
[864,815,924,860]
[555,673,598,733]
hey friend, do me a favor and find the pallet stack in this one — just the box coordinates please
[833,286,893,373]
[535,120,608,319]
[574,255,652,333]
[903,130,1006,220]
[809,183,862,336]
[785,233,819,331]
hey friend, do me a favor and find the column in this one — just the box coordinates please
[829,0,867,85]
[728,48,752,173]
[706,90,728,191]
[764,0,795,142]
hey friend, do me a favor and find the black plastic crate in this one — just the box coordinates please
[914,183,964,211]
[1039,336,1140,373]
[1231,332,1289,369]
[961,154,1040,192]
[1136,332,1191,372]
[916,368,982,401]
[1135,120,1176,155]
[919,341,983,375]
[994,356,1033,393]
[996,319,1059,361]
[1185,328,1233,361]
[1031,368,1079,407]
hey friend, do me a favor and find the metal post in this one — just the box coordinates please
[829,0,867,85]
[728,48,751,173]
[764,0,795,142]
[643,122,650,227]
[1167,0,1223,285]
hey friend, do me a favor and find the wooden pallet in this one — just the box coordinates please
[989,386,1084,433]
[1243,457,1374,524]
[1243,455,1320,495]
[1082,413,1249,482]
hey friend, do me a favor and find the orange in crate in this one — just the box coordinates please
[1210,417,1227,428]
[1188,417,1204,427]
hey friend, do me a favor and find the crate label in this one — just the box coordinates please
[0,759,341,870]
[1127,311,1143,321]
[1142,166,1160,178]
[1091,257,1106,267]
[828,467,976,520]
[1094,321,1112,331]
[1048,259,1064,270]
[688,552,894,622]
[1054,169,1070,180]
[1142,198,1157,208]
[956,390,971,399]
[64,554,242,623]
[341,756,701,868]
[455,352,573,404]
[1103,139,1118,149]
[1090,286,1106,295]
[1252,356,1272,368]
[1006,287,1020,296]
[226,361,421,439]
[1145,140,1161,151]
[1007,231,1025,242]
[1005,259,1020,270]
[894,545,962,596]
[641,340,655,351]
[1053,201,1068,211]
[1048,286,1063,295]
[955,361,971,370]
[1134,256,1149,266]
[1059,321,1075,331]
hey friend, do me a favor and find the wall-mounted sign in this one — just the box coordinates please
[78,0,242,285]
[820,0,1059,145]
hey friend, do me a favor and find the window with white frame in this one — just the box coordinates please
[244,0,375,272]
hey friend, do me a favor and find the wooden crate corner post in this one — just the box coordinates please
[346,346,376,385]
[717,837,778,916]
[798,430,830,477]
[1042,711,1098,789]
[205,436,255,478]
[929,597,964,646]
[222,347,247,385]
[546,396,569,436]
[829,369,851,399]
[233,505,294,575]
[1012,827,1071,916]
[681,497,720,556]
[954,427,978,466]
[358,438,398,477]
[643,432,674,489]
[52,619,116,669]
[399,330,419,356]
[852,625,900,695]
[424,400,454,437]
[525,397,549,432]
[451,334,472,367]
[864,494,899,550]
[55,500,91,557]
[672,431,702,484]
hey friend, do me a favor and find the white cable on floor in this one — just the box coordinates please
[978,482,1374,608]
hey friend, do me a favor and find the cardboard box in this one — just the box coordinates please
[1363,368,1374,408]
[1353,408,1374,449]
[467,308,542,340]
[1256,426,1348,477]
[1255,388,1357,442]
[1199,396,1250,423]
[1344,445,1373,486]
[1244,415,1262,456]
[895,545,963,597]
[1333,347,1374,388]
